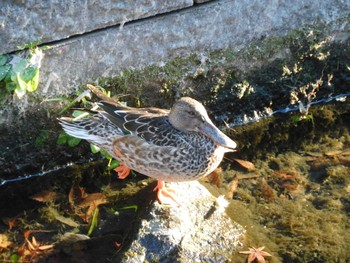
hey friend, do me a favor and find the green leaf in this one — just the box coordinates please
[0,64,11,81]
[57,131,68,145]
[108,159,120,170]
[26,67,39,92]
[304,114,314,122]
[15,67,39,93]
[12,57,27,73]
[15,73,28,98]
[0,55,8,66]
[87,207,99,236]
[67,136,81,147]
[58,97,80,115]
[4,67,14,82]
[120,205,138,213]
[100,149,112,159]
[90,144,101,154]
[291,115,300,123]
[72,110,89,118]
[21,66,37,82]
[6,82,17,92]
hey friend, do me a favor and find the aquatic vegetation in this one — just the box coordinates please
[226,127,350,262]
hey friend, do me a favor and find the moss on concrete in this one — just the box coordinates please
[96,16,349,119]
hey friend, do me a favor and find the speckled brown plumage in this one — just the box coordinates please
[59,97,237,182]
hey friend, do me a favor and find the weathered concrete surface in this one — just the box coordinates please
[0,0,193,54]
[38,0,350,97]
[120,181,245,263]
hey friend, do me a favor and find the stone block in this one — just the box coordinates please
[38,0,350,96]
[0,0,193,54]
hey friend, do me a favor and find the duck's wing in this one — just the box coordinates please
[97,101,176,146]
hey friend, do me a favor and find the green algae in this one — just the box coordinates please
[215,104,350,263]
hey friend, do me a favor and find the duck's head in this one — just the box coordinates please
[168,97,237,151]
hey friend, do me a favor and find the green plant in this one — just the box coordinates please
[56,131,82,147]
[0,46,43,100]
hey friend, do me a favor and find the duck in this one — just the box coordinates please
[59,89,237,205]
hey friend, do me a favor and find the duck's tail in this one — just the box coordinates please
[58,114,122,147]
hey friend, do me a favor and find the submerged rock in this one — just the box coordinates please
[120,181,245,263]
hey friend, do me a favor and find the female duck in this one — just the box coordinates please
[60,97,237,205]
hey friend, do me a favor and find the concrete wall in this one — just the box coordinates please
[1,0,349,97]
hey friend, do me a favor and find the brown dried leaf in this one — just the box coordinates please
[31,236,39,247]
[337,157,350,166]
[0,234,12,250]
[203,167,222,187]
[26,237,36,251]
[69,182,87,206]
[31,191,57,203]
[23,230,31,240]
[234,158,256,171]
[305,152,324,157]
[84,196,108,223]
[226,179,239,199]
[75,213,88,222]
[325,150,344,157]
[261,178,276,202]
[77,193,107,208]
[85,203,98,224]
[340,150,350,156]
[37,244,54,251]
[2,217,17,230]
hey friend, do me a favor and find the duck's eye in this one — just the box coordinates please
[187,110,195,116]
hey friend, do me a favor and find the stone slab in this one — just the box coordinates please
[0,0,193,54]
[37,0,350,97]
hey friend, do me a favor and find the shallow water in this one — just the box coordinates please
[223,134,350,262]
[0,100,349,263]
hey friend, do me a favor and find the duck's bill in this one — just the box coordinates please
[201,121,237,151]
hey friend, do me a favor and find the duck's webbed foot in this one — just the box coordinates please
[153,180,180,206]
[113,147,131,179]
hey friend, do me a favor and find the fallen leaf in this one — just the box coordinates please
[337,157,350,166]
[305,152,324,157]
[325,150,344,157]
[261,178,276,202]
[2,217,17,230]
[234,158,256,171]
[69,182,88,206]
[37,244,54,251]
[77,193,107,208]
[23,230,31,240]
[203,167,222,187]
[31,191,58,203]
[0,234,12,250]
[226,178,239,199]
[340,150,350,156]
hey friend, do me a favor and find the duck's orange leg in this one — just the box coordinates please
[153,180,180,206]
[113,148,131,179]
